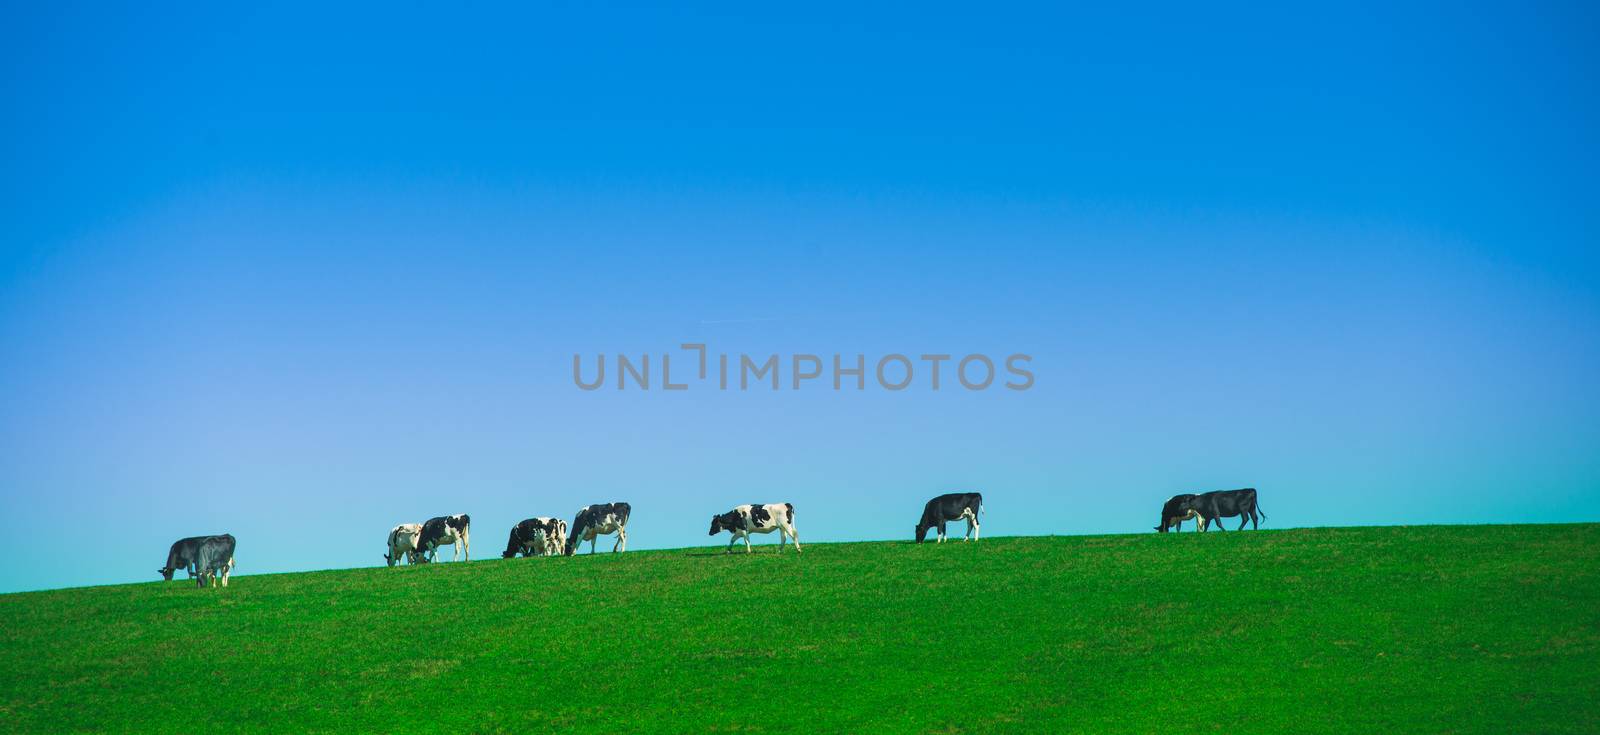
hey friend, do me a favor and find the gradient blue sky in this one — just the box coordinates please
[2,2,1596,593]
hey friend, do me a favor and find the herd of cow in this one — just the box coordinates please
[155,488,1265,587]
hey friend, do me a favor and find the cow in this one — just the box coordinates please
[192,534,236,588]
[157,535,210,581]
[565,502,630,555]
[915,492,984,543]
[1155,493,1203,533]
[1192,488,1267,531]
[384,523,424,566]
[418,514,472,562]
[503,517,567,558]
[708,503,801,554]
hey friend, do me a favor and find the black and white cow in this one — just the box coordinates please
[503,517,567,558]
[418,514,471,562]
[384,523,424,566]
[915,492,984,543]
[565,502,630,555]
[1192,488,1267,531]
[157,535,210,581]
[192,534,236,588]
[1155,493,1202,533]
[708,503,801,554]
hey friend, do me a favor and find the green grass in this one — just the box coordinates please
[2,524,1597,734]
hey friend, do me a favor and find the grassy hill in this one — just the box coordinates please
[2,524,1596,734]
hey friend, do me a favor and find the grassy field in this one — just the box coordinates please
[2,524,1596,734]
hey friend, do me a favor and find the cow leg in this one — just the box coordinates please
[744,533,753,554]
[1238,515,1247,531]
[789,525,802,553]
[973,517,980,542]
[1251,509,1260,530]
[726,535,737,554]
[937,522,946,543]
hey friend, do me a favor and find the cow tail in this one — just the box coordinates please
[786,503,794,523]
[1256,500,1267,519]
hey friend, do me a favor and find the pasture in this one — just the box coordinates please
[1,524,1596,733]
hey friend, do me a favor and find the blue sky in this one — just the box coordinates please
[1,2,1596,593]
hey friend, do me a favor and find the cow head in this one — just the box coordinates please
[914,523,931,543]
[1156,495,1196,532]
[1157,508,1198,532]
[503,524,524,559]
[708,515,725,536]
[384,553,396,566]
[158,567,175,581]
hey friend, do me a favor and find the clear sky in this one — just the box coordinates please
[2,2,1596,593]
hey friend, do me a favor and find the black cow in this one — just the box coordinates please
[157,535,210,581]
[502,517,567,558]
[192,534,236,588]
[1154,494,1201,533]
[915,492,984,543]
[1192,488,1267,531]
[565,502,631,555]
[418,514,471,562]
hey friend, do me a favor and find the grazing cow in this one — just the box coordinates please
[1155,494,1203,533]
[708,503,801,554]
[1192,488,1267,531]
[418,514,472,562]
[384,523,424,566]
[503,517,567,558]
[915,492,984,543]
[157,535,210,581]
[192,534,236,588]
[565,502,630,555]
